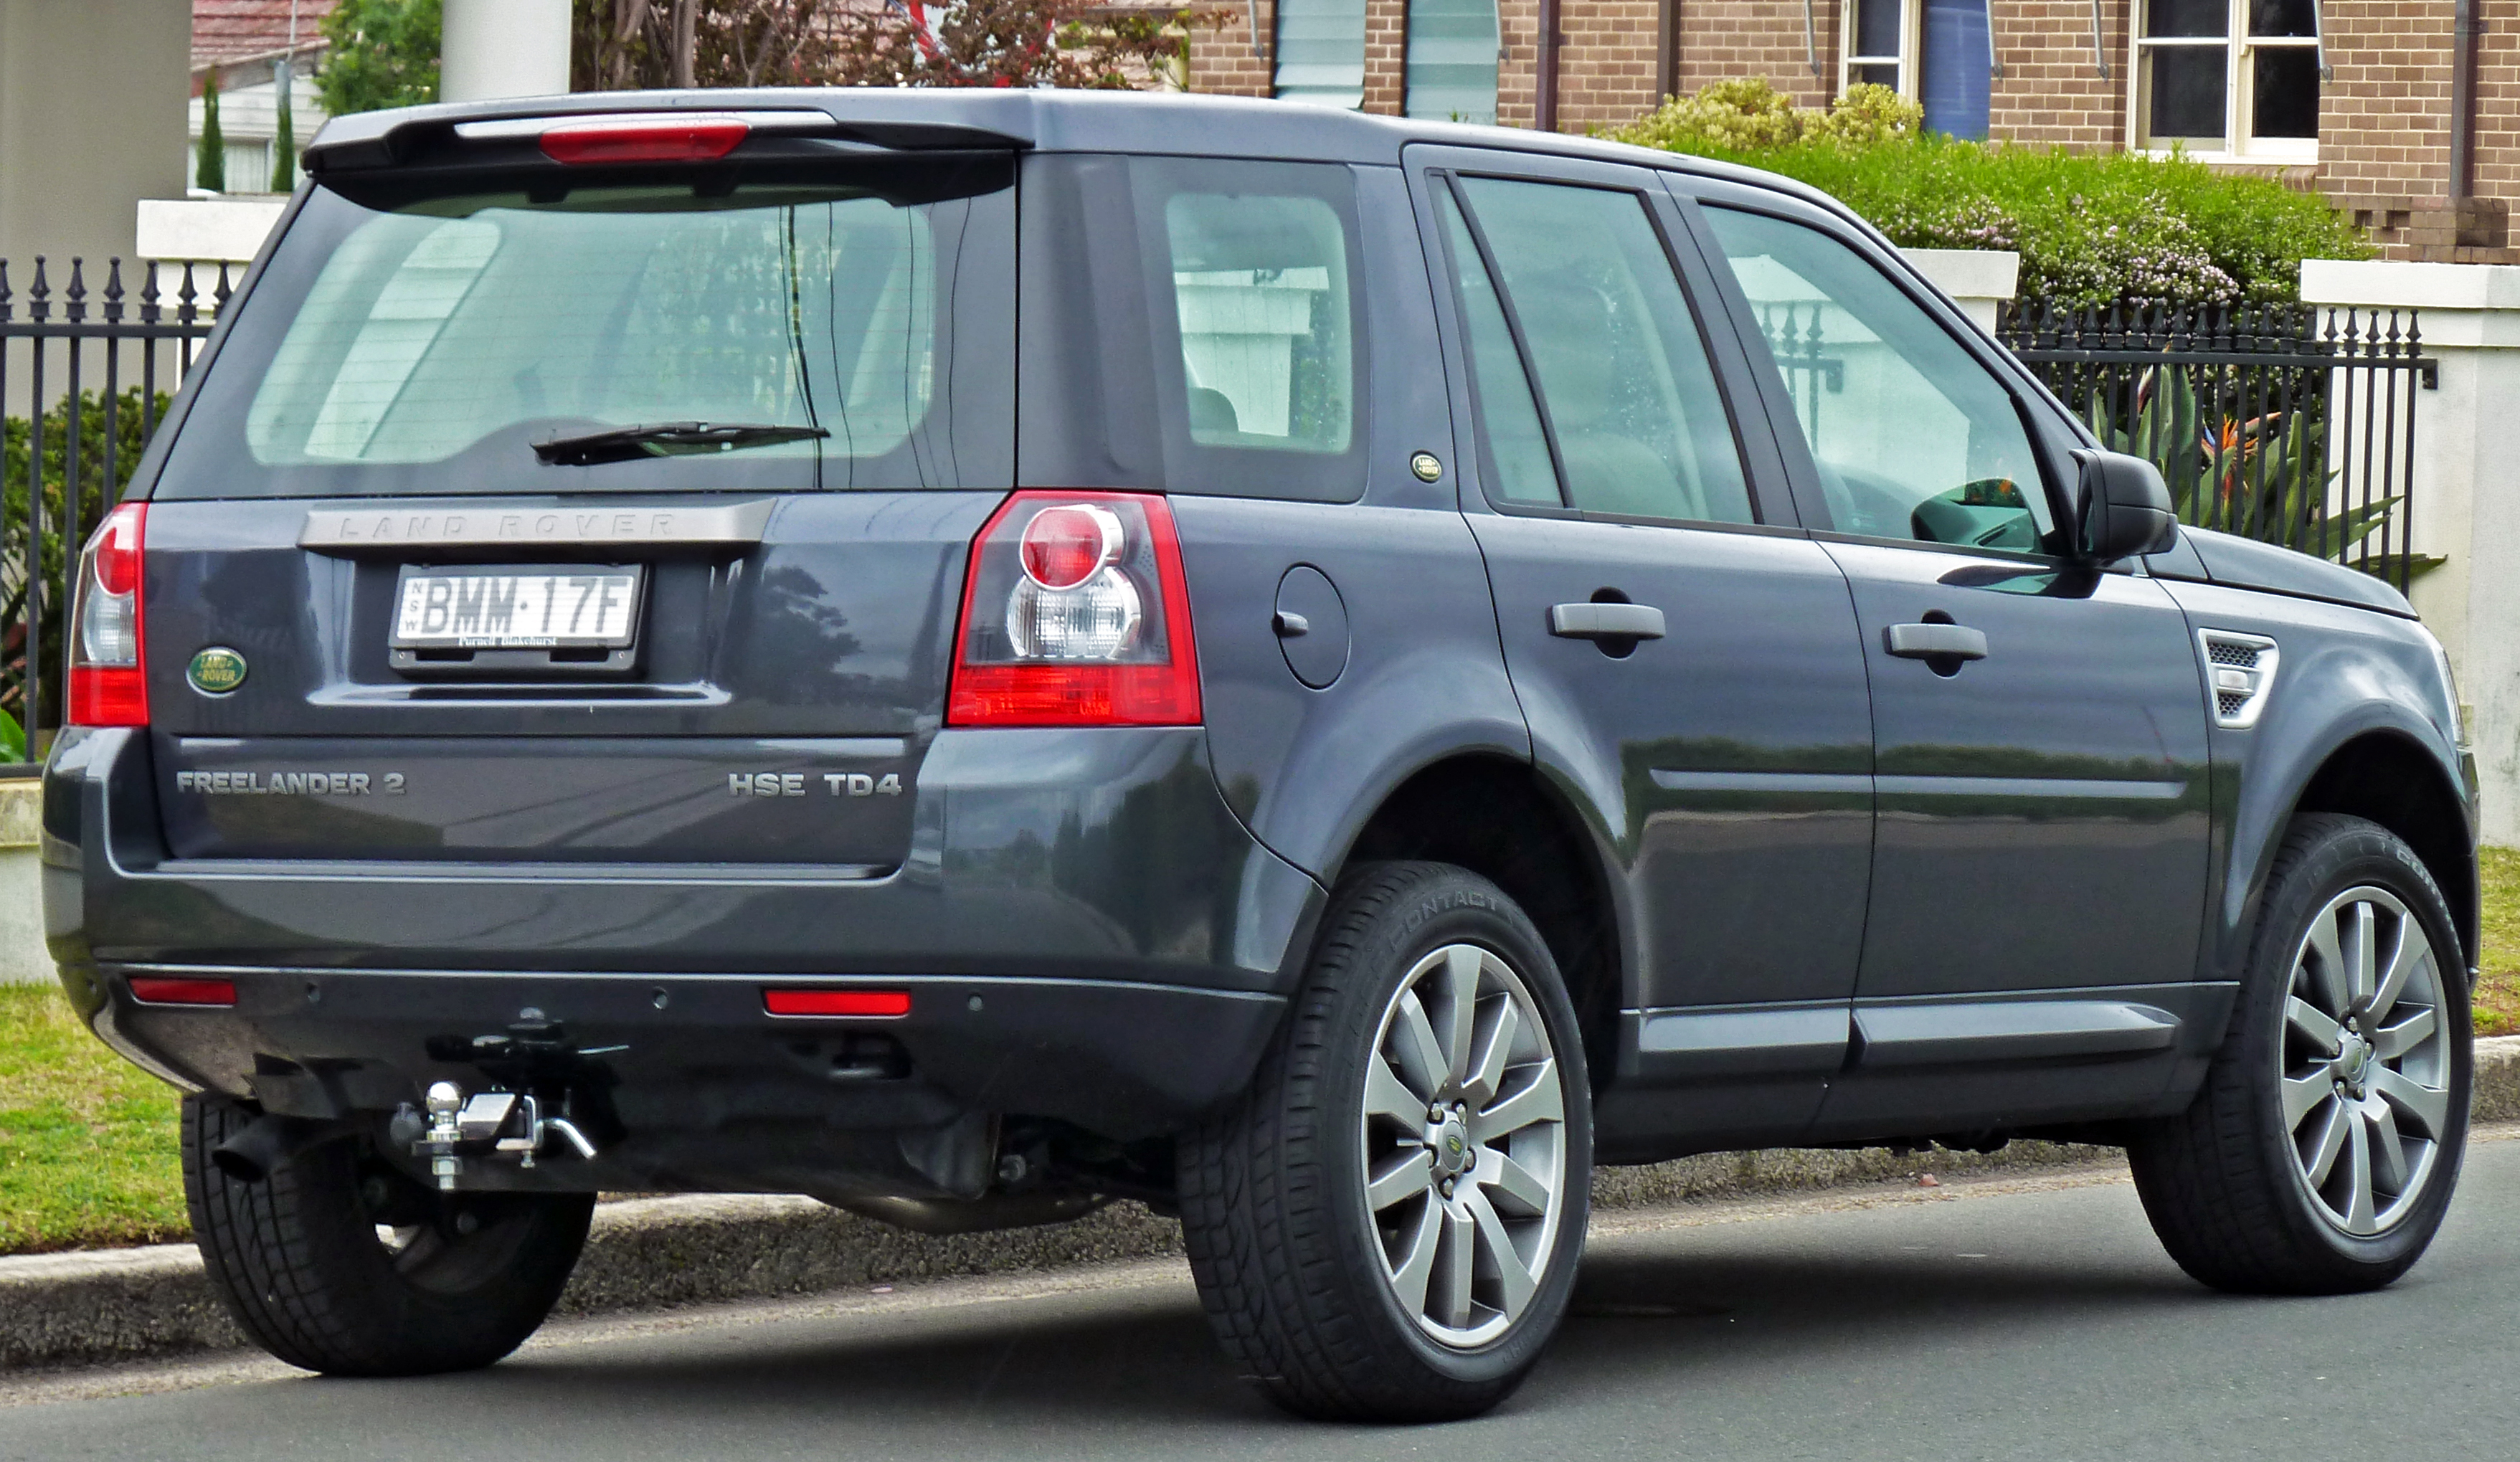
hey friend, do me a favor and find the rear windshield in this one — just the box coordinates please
[155,154,1014,498]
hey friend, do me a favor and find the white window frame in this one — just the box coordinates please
[2129,0,2321,162]
[1840,0,1920,98]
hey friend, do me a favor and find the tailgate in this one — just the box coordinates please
[141,490,995,868]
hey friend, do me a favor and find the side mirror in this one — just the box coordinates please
[2071,448,2178,562]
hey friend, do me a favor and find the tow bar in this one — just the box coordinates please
[397,1015,616,1190]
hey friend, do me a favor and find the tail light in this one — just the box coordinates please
[68,503,148,728]
[947,491,1201,727]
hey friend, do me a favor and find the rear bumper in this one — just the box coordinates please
[44,724,1320,1153]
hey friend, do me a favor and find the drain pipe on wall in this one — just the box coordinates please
[2450,0,2483,204]
[1538,0,1563,130]
[1657,0,1679,102]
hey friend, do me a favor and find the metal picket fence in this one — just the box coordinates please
[0,256,233,754]
[1994,299,2436,590]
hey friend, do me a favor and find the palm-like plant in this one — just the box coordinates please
[2081,366,2440,584]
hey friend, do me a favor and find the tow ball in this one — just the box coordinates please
[406,1084,602,1191]
[398,1016,615,1191]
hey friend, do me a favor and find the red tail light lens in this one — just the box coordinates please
[540,116,749,165]
[68,503,148,728]
[1020,505,1124,591]
[129,976,235,1007]
[764,988,911,1018]
[947,492,1202,727]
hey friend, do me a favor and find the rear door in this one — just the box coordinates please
[1404,146,1875,1154]
[138,148,1018,871]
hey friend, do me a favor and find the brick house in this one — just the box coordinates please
[1185,0,2520,261]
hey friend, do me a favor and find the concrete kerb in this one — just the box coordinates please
[6,1033,2515,1375]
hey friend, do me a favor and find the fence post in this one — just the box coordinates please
[2303,259,2520,848]
[1900,248,2020,334]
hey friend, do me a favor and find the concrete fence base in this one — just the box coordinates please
[0,779,43,984]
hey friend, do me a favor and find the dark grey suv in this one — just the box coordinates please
[46,90,2478,1422]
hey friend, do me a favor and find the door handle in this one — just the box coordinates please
[1549,602,1667,640]
[1885,622,1989,660]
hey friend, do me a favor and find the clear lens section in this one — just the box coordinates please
[77,571,138,668]
[1009,567,1143,660]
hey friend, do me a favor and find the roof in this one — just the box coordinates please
[305,87,1804,189]
[300,87,1875,247]
[194,0,338,70]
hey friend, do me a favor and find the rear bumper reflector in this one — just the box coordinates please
[128,976,237,1007]
[763,988,911,1018]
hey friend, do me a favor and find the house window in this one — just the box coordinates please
[1843,0,1911,91]
[1842,0,1991,138]
[2135,0,2321,156]
[1405,0,1501,124]
[1274,0,1367,108]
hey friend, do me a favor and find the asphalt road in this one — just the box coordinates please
[7,1136,2519,1461]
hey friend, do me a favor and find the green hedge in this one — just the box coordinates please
[1607,81,2374,306]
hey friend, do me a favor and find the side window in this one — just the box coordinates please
[1702,206,2050,552]
[1434,189,1557,504]
[1436,176,1757,526]
[1164,191,1353,454]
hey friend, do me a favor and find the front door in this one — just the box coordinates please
[1687,191,2215,1135]
[1406,148,1876,1155]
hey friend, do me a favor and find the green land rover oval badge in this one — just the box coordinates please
[186,646,247,696]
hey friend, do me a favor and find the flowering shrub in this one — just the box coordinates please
[1615,80,1918,153]
[1606,83,2372,306]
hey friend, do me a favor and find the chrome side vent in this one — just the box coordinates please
[2199,630,2280,729]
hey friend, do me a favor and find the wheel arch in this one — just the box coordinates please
[1329,754,1630,1093]
[2285,728,2480,975]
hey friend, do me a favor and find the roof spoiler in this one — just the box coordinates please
[303,91,1036,174]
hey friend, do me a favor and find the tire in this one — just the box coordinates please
[1178,861,1593,1422]
[183,1095,595,1375]
[2128,812,2471,1294]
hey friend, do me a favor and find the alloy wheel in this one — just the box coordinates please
[1359,942,1569,1348]
[2279,886,2453,1237]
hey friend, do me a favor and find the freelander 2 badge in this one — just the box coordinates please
[186,646,248,696]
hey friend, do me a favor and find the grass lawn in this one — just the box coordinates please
[0,849,2514,1258]
[0,984,186,1255]
[2475,847,2520,1037]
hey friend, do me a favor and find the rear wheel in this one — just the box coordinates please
[2128,813,2470,1293]
[184,1095,592,1375]
[1178,861,1591,1422]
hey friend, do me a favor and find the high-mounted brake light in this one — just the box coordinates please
[947,492,1202,727]
[764,989,911,1018]
[68,503,148,728]
[129,976,235,1007]
[540,116,750,166]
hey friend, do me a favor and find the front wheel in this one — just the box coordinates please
[1178,861,1592,1422]
[2128,813,2470,1294]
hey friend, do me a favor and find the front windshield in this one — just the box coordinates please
[158,155,1013,498]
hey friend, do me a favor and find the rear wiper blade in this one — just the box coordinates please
[534,421,829,467]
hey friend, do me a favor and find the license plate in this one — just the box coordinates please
[391,566,645,649]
